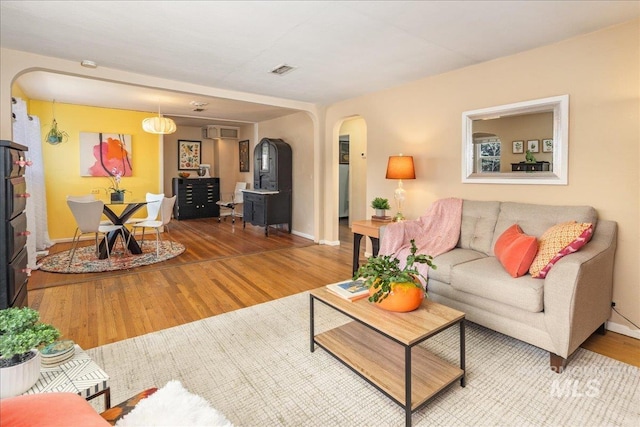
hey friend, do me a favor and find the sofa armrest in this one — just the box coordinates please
[543,220,617,357]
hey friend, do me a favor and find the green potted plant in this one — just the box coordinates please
[44,118,69,145]
[371,197,391,217]
[353,239,436,312]
[0,307,60,398]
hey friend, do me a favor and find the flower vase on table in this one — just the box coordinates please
[107,168,126,203]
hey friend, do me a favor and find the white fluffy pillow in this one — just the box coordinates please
[116,380,233,427]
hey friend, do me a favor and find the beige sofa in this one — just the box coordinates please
[415,200,617,371]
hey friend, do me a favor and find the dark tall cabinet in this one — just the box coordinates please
[1,140,29,309]
[172,177,220,220]
[243,138,292,236]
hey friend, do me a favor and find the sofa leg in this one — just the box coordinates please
[550,353,567,373]
[596,322,607,335]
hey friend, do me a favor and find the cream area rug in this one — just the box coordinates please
[88,292,640,426]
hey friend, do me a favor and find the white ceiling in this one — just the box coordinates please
[2,1,639,126]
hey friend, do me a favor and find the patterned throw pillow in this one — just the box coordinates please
[494,224,538,278]
[529,221,593,278]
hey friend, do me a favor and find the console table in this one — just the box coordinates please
[511,161,550,172]
[351,219,389,275]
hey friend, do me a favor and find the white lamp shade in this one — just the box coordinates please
[142,115,177,134]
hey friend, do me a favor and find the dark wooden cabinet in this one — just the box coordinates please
[243,138,292,235]
[511,161,550,172]
[1,140,29,309]
[172,177,220,220]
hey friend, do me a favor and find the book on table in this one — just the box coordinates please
[326,279,369,301]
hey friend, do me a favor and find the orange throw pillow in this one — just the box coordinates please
[529,221,593,278]
[494,224,538,278]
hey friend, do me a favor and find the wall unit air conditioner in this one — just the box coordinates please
[202,125,240,140]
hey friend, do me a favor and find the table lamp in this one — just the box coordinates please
[385,154,416,222]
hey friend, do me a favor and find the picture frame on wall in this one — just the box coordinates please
[339,141,349,164]
[178,140,201,170]
[512,140,524,154]
[542,139,553,153]
[239,140,250,172]
[527,139,540,153]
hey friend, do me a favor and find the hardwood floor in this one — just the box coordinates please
[28,218,639,368]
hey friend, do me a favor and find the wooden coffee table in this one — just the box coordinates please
[310,287,465,427]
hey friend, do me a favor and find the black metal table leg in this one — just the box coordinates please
[460,320,466,387]
[352,232,364,275]
[310,294,315,353]
[405,345,412,427]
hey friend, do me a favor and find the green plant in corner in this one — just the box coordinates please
[371,197,391,210]
[0,307,60,368]
[353,239,436,303]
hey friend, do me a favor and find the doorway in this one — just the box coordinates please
[338,135,349,219]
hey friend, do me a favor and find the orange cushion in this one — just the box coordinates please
[494,224,538,278]
[0,392,110,427]
[529,221,593,278]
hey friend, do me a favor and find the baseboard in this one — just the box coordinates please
[291,230,313,241]
[607,321,640,340]
[319,239,340,246]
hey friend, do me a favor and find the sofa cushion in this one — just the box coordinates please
[430,248,486,284]
[494,224,538,278]
[529,221,594,278]
[450,257,544,313]
[490,202,597,254]
[459,200,501,255]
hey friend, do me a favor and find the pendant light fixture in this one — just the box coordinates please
[142,103,177,134]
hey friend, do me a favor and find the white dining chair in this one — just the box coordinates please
[125,192,164,225]
[128,196,177,257]
[67,200,124,267]
[216,182,247,223]
[67,194,114,225]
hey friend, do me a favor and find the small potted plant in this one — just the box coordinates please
[0,307,60,398]
[353,239,436,312]
[371,197,391,217]
[106,167,127,202]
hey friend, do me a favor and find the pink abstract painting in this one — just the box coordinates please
[80,132,132,177]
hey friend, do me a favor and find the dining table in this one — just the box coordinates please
[98,199,158,259]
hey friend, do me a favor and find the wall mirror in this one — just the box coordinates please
[461,95,569,185]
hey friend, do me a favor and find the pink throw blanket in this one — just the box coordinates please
[378,197,463,283]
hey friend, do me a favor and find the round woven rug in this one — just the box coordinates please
[39,241,186,273]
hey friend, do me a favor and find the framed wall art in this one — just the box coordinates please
[512,140,524,154]
[542,139,553,153]
[239,140,250,172]
[80,132,132,177]
[339,141,349,164]
[178,140,201,170]
[527,139,540,153]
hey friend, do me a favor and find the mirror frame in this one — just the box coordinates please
[461,95,569,185]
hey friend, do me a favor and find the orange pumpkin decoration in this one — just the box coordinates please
[369,280,424,312]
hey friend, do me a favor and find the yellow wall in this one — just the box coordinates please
[325,20,640,332]
[28,101,162,240]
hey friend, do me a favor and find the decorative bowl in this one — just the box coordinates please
[178,172,190,178]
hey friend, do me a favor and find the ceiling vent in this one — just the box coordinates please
[270,64,296,76]
[202,125,240,140]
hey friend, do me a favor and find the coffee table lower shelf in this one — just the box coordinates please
[315,321,463,420]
